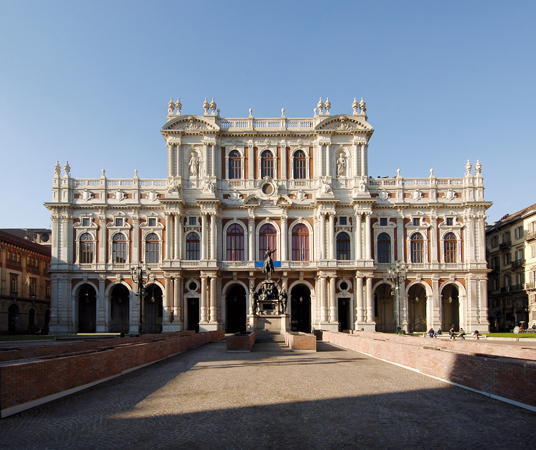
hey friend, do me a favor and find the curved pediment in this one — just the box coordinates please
[162,115,220,133]
[315,115,373,133]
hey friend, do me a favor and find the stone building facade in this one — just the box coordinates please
[0,230,51,334]
[486,203,536,330]
[45,97,490,335]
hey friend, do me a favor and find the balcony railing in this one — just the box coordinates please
[499,241,512,250]
[500,286,510,293]
[525,230,536,241]
[525,282,536,291]
[511,259,525,269]
[511,284,524,292]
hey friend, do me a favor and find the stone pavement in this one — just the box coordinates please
[1,340,535,450]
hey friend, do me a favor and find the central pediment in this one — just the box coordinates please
[162,115,220,133]
[315,115,373,132]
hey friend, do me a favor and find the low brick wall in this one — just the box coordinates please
[285,332,316,352]
[0,330,224,418]
[318,330,536,410]
[226,332,255,352]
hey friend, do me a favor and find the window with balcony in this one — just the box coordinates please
[261,150,274,178]
[79,233,94,264]
[186,233,200,260]
[377,233,391,263]
[226,224,245,261]
[112,233,127,263]
[444,232,457,263]
[229,150,242,179]
[336,232,351,260]
[259,224,277,260]
[410,232,424,263]
[292,224,309,261]
[145,233,160,263]
[293,150,306,179]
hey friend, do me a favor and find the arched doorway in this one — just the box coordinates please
[407,284,427,333]
[143,284,163,334]
[290,284,311,333]
[374,283,395,333]
[338,297,351,332]
[226,284,247,333]
[8,304,20,334]
[79,284,97,333]
[441,284,460,331]
[110,284,130,333]
[28,308,36,333]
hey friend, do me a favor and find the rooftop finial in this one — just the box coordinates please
[63,161,70,177]
[210,98,217,115]
[359,97,367,114]
[175,98,182,115]
[475,160,482,175]
[168,97,175,115]
[317,97,324,114]
[281,108,286,118]
[54,161,61,177]
[466,160,472,176]
[325,97,331,114]
[203,98,209,115]
[352,97,359,115]
[249,108,253,118]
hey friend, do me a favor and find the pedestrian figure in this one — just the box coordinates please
[472,330,480,340]
[458,328,466,340]
[449,325,456,340]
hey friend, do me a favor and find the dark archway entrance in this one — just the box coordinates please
[441,284,460,331]
[187,297,199,332]
[110,284,130,333]
[226,284,247,333]
[44,309,50,334]
[79,284,97,333]
[290,284,311,333]
[338,297,351,332]
[407,284,427,333]
[144,284,163,334]
[8,304,20,334]
[374,283,395,332]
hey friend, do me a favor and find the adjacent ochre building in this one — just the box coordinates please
[45,97,491,335]
[486,203,536,330]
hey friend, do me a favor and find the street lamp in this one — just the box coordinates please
[131,261,150,336]
[387,261,409,333]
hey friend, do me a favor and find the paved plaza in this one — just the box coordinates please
[1,340,535,450]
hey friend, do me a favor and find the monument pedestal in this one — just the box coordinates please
[251,314,289,335]
[199,322,219,332]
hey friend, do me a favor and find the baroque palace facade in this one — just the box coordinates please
[45,97,491,335]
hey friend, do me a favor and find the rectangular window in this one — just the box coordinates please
[29,278,36,296]
[148,218,156,227]
[339,217,347,226]
[412,218,420,226]
[82,218,90,226]
[532,244,536,258]
[115,218,123,227]
[446,217,453,226]
[189,217,197,226]
[10,275,17,294]
[379,218,388,226]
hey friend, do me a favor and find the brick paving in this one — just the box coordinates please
[1,340,535,450]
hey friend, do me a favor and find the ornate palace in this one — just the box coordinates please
[45,97,491,335]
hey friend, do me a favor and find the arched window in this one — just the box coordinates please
[112,233,127,263]
[226,224,245,261]
[10,276,17,294]
[444,232,457,263]
[410,232,424,263]
[292,224,309,261]
[259,224,277,260]
[261,150,274,178]
[186,233,200,260]
[145,233,160,263]
[229,150,241,179]
[336,232,351,260]
[293,150,306,179]
[377,233,391,263]
[79,233,94,264]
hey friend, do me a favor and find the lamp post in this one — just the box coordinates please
[131,261,150,336]
[388,261,409,333]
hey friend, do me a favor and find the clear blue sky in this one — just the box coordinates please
[1,0,534,228]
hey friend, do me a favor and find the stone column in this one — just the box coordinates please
[329,213,336,260]
[174,275,183,329]
[248,216,255,262]
[165,213,172,261]
[167,143,173,178]
[248,146,254,179]
[99,212,107,264]
[361,144,367,178]
[326,143,331,178]
[329,276,337,323]
[176,142,181,177]
[164,276,172,324]
[210,276,217,323]
[366,277,374,323]
[281,214,288,261]
[430,215,438,264]
[211,144,216,177]
[201,214,207,260]
[320,275,328,323]
[200,275,208,323]
[320,213,326,259]
[96,276,106,332]
[174,213,181,260]
[478,213,487,263]
[203,144,208,178]
[281,146,287,180]
[432,275,441,329]
[355,275,364,324]
[365,213,372,260]
[210,214,216,260]
[132,216,139,264]
[355,212,362,260]
[396,217,404,261]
